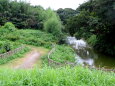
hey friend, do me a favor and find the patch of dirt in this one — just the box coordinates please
[14,49,40,69]
[0,46,49,69]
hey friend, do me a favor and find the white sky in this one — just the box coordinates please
[24,0,87,10]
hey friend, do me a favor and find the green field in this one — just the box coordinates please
[0,66,114,86]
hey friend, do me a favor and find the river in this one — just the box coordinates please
[66,37,115,69]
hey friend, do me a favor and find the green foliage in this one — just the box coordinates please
[66,0,115,56]
[0,22,17,33]
[0,0,64,43]
[0,41,11,53]
[50,45,75,63]
[57,8,78,24]
[0,0,45,29]
[0,41,20,54]
[0,66,114,86]
[0,29,58,49]
[44,18,62,38]
[66,10,93,37]
[87,35,97,47]
[44,9,63,40]
[16,29,57,48]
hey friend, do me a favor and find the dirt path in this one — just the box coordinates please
[0,46,49,69]
[14,49,40,69]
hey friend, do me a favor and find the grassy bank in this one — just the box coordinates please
[50,45,75,63]
[42,45,75,67]
[0,29,57,49]
[0,66,114,86]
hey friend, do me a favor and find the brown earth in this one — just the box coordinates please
[0,46,49,69]
[15,49,40,69]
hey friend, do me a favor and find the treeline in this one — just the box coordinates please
[0,0,63,40]
[57,8,78,25]
[0,0,44,29]
[57,0,115,56]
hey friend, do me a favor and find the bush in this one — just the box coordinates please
[0,41,12,54]
[87,35,97,47]
[44,18,62,37]
[0,22,17,36]
[1,22,16,32]
[0,41,20,54]
[44,9,63,40]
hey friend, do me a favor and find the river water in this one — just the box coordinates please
[66,37,115,69]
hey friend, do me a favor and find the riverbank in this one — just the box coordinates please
[66,36,115,69]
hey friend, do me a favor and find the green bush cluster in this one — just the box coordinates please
[44,9,63,40]
[0,41,20,54]
[0,22,17,35]
[87,35,97,47]
[0,41,12,54]
[0,27,58,49]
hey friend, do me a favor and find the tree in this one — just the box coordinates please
[66,0,115,56]
[44,9,63,40]
[57,8,78,24]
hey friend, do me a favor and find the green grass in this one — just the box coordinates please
[0,29,58,49]
[50,45,75,63]
[41,45,75,67]
[0,66,114,86]
[0,46,30,65]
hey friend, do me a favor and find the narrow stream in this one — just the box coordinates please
[66,37,115,69]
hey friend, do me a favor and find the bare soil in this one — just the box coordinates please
[0,46,49,69]
[15,49,40,69]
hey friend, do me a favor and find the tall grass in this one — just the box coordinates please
[41,44,75,67]
[0,66,114,86]
[50,45,75,63]
[0,29,58,49]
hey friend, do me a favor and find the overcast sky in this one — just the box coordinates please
[24,0,87,10]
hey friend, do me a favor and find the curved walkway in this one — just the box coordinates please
[15,49,40,69]
[0,46,48,69]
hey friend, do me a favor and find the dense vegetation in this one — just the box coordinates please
[0,0,63,40]
[0,40,20,54]
[0,22,75,65]
[50,45,75,63]
[0,0,115,86]
[0,22,58,48]
[0,66,115,86]
[65,0,115,56]
[57,8,78,25]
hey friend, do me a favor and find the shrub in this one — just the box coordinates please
[0,41,12,54]
[0,22,17,34]
[44,18,62,37]
[87,35,97,47]
[0,41,20,54]
[43,9,63,40]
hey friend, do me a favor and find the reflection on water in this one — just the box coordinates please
[66,37,115,69]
